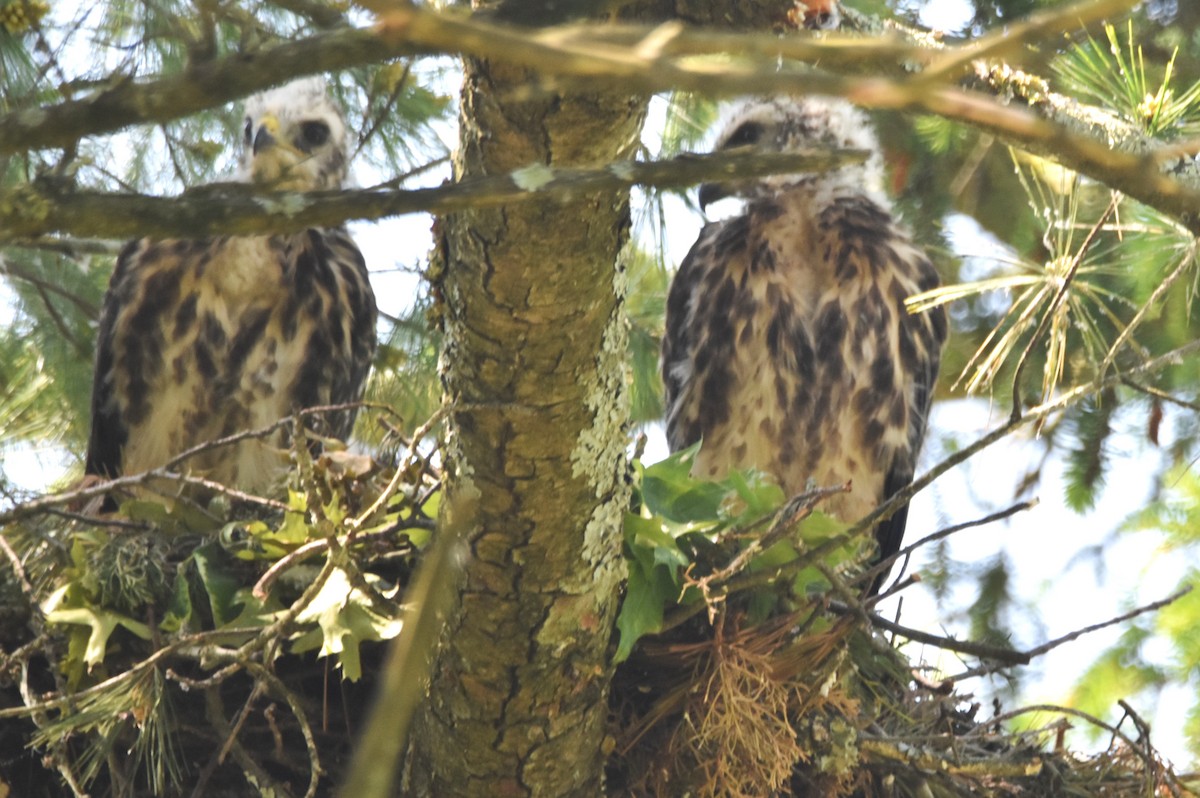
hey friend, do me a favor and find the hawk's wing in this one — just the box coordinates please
[812,198,947,589]
[282,227,378,440]
[662,217,749,453]
[661,222,708,452]
[84,228,376,487]
[874,303,942,588]
[85,239,142,479]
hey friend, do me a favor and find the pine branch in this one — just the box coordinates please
[0,6,906,156]
[0,147,866,240]
[0,27,411,156]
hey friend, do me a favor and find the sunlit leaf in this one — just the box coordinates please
[289,567,403,681]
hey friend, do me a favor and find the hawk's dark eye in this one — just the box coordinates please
[298,121,330,150]
[244,117,253,144]
[724,122,765,148]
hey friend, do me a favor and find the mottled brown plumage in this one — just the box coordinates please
[86,78,376,497]
[663,97,946,590]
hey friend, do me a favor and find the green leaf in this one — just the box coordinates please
[289,568,403,681]
[625,513,689,574]
[191,543,243,626]
[43,584,152,668]
[119,500,173,526]
[799,510,850,543]
[222,510,312,561]
[615,509,696,662]
[615,551,682,663]
[725,468,786,520]
[640,443,730,522]
[159,568,195,633]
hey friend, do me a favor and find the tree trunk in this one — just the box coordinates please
[405,56,646,796]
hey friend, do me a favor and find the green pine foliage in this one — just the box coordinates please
[1062,392,1115,513]
[625,246,669,424]
[1053,20,1200,137]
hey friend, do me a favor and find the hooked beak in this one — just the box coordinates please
[253,113,281,155]
[698,181,730,212]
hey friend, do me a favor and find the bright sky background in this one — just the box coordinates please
[1,0,1194,767]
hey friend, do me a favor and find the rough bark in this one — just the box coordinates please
[404,56,645,795]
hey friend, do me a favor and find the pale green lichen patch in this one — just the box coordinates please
[0,185,52,229]
[609,161,636,182]
[14,106,48,132]
[511,163,555,191]
[570,262,632,588]
[253,192,309,217]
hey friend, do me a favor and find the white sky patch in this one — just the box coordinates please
[1,442,72,493]
[915,0,976,34]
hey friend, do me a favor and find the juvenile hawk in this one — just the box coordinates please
[662,97,946,590]
[85,77,377,497]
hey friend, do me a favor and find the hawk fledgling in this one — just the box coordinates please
[662,97,946,589]
[86,77,377,497]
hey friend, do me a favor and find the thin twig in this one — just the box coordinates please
[1021,586,1192,661]
[348,405,448,531]
[1102,240,1199,376]
[196,686,297,798]
[0,402,395,525]
[0,533,35,600]
[0,258,100,317]
[864,500,1039,594]
[700,482,849,589]
[948,586,1192,681]
[968,703,1158,772]
[39,507,151,528]
[216,681,266,767]
[0,625,266,719]
[845,335,1200,565]
[817,565,897,659]
[160,401,379,474]
[1121,377,1200,412]
[247,662,322,798]
[252,538,337,601]
[827,600,1031,665]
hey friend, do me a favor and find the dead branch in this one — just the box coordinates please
[947,586,1194,682]
[0,147,866,240]
[826,600,1031,666]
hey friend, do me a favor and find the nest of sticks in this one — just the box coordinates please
[0,409,1194,797]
